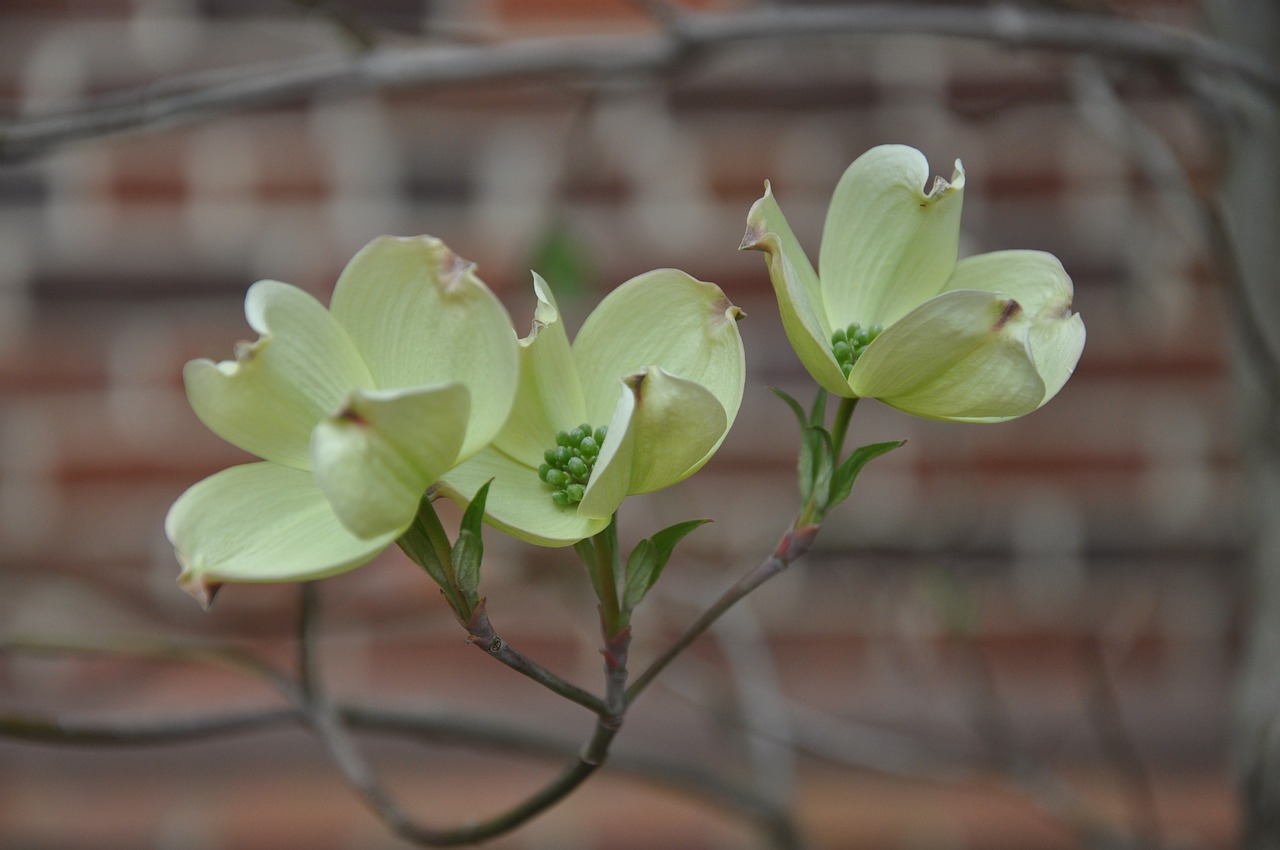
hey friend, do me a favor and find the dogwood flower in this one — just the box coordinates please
[439,269,745,546]
[165,235,518,603]
[742,144,1085,422]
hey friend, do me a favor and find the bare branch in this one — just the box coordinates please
[2,3,1278,162]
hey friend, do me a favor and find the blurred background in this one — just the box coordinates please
[1,0,1275,848]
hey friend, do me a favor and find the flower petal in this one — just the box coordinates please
[328,235,518,459]
[438,447,609,547]
[848,289,1047,422]
[579,367,727,519]
[165,462,397,590]
[741,182,851,396]
[184,280,373,470]
[820,145,965,328]
[943,250,1086,410]
[310,383,470,539]
[492,273,589,469]
[572,269,745,438]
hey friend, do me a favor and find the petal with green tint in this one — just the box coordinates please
[741,183,852,397]
[438,447,609,547]
[184,280,374,470]
[579,368,727,519]
[166,462,397,588]
[943,250,1076,317]
[1029,311,1086,408]
[492,273,589,469]
[820,145,964,328]
[943,250,1085,411]
[310,383,470,539]
[848,290,1046,422]
[328,235,518,459]
[572,269,745,432]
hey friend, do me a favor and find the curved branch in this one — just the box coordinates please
[2,3,1277,162]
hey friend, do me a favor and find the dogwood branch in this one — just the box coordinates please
[2,3,1278,161]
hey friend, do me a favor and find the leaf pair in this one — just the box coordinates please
[772,388,903,525]
[397,482,492,621]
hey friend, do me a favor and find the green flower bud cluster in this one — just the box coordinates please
[832,322,883,377]
[539,424,608,507]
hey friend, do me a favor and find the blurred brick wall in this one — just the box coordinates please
[0,1,1243,848]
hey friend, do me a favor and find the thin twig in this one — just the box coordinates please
[626,522,820,704]
[460,601,608,716]
[3,4,1278,161]
[0,707,297,744]
[0,700,800,846]
[0,634,296,694]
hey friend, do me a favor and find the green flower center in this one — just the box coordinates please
[831,322,883,378]
[539,424,608,507]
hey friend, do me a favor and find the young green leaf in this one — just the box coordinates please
[397,495,452,592]
[808,387,828,429]
[622,518,710,614]
[799,425,834,514]
[451,479,492,605]
[828,440,904,509]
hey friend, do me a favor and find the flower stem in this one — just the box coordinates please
[578,515,623,637]
[829,396,859,460]
[460,601,608,716]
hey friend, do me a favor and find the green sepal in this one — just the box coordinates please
[622,518,710,618]
[827,440,905,510]
[451,479,492,608]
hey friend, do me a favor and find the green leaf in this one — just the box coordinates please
[622,518,709,613]
[808,387,829,429]
[621,538,658,615]
[828,440,905,509]
[575,537,605,602]
[798,426,834,512]
[396,495,453,594]
[452,480,492,605]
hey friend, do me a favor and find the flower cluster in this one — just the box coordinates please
[166,143,1084,601]
[166,243,745,598]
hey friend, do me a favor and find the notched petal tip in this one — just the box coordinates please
[623,369,649,395]
[178,568,223,611]
[740,181,777,251]
[740,221,767,252]
[923,158,966,202]
[992,298,1023,333]
[436,245,478,294]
